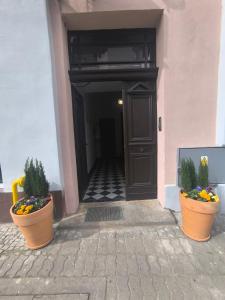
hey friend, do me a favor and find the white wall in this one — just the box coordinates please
[215,0,225,213]
[216,0,225,146]
[0,0,61,191]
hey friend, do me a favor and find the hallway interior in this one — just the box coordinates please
[82,159,125,202]
[73,81,125,203]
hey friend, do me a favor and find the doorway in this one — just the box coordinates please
[72,85,125,202]
[69,29,158,202]
[72,80,157,202]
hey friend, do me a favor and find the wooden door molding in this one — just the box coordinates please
[123,81,157,200]
[72,88,88,200]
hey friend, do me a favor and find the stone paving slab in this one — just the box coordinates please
[0,224,225,299]
[0,201,225,299]
[0,275,225,299]
[0,277,104,300]
[0,295,88,300]
[33,295,89,300]
[0,297,33,300]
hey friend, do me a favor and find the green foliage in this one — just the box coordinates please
[198,159,209,188]
[180,158,197,192]
[181,159,192,192]
[23,158,49,199]
[186,189,199,200]
[13,196,49,215]
[189,158,197,188]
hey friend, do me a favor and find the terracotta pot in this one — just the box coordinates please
[10,195,54,249]
[180,192,219,241]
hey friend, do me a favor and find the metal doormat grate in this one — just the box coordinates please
[85,206,123,222]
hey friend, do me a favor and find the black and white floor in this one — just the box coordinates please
[82,159,125,202]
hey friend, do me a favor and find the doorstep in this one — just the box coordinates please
[57,199,176,230]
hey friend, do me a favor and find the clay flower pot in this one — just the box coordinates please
[10,195,54,249]
[180,192,219,241]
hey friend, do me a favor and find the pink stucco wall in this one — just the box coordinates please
[156,12,166,204]
[161,1,221,184]
[156,0,221,206]
[49,0,221,209]
[47,0,79,214]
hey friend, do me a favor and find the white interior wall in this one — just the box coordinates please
[84,94,97,173]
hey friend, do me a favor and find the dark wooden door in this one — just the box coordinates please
[99,118,116,158]
[72,87,88,200]
[123,81,157,200]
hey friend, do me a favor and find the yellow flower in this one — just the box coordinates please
[199,189,207,197]
[199,190,210,201]
[20,205,26,210]
[16,209,24,215]
[213,195,220,202]
[201,158,208,167]
[24,205,33,214]
[26,205,33,210]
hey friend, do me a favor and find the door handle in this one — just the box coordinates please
[158,117,162,131]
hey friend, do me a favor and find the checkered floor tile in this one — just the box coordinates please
[82,159,125,202]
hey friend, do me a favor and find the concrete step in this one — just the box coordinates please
[57,199,176,231]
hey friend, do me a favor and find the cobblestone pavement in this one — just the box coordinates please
[0,213,225,299]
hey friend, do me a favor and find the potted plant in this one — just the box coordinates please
[180,158,220,241]
[10,159,53,249]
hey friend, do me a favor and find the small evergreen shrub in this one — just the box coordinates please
[23,158,49,198]
[181,159,192,192]
[13,159,50,215]
[189,158,197,189]
[180,158,197,192]
[181,157,220,203]
[198,158,209,188]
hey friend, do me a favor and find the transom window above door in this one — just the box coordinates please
[68,29,156,71]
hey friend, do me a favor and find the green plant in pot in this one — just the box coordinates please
[180,157,220,241]
[10,159,54,249]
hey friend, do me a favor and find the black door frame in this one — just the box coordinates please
[69,68,158,83]
[71,87,89,200]
[70,68,158,201]
[68,28,158,201]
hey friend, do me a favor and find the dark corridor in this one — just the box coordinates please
[99,118,116,158]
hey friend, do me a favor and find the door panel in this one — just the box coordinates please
[128,94,153,141]
[129,154,155,185]
[123,81,157,200]
[72,88,88,200]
